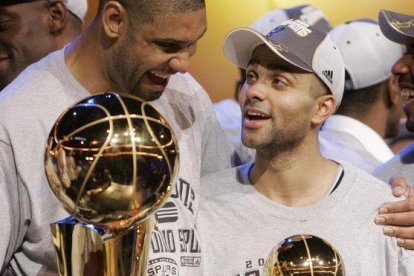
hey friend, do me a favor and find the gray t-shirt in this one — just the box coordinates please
[198,162,414,275]
[0,48,234,275]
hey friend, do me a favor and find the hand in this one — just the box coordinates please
[375,175,414,249]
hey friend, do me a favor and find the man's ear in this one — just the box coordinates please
[101,1,127,39]
[311,94,336,125]
[46,0,68,36]
[385,75,401,108]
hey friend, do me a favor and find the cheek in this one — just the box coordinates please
[238,85,249,105]
[140,53,173,72]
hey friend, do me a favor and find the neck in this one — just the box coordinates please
[64,22,115,94]
[250,139,339,207]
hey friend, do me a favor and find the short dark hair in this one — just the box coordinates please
[310,73,330,99]
[336,82,384,115]
[98,0,205,25]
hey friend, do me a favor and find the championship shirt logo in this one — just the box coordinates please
[286,19,312,37]
[155,201,179,223]
[268,41,290,53]
[181,256,201,267]
[147,258,179,276]
[391,19,414,30]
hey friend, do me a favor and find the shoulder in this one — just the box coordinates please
[155,73,213,120]
[372,144,414,184]
[0,50,88,142]
[201,163,255,201]
[166,72,206,96]
[165,73,212,107]
[340,161,396,203]
[0,50,67,113]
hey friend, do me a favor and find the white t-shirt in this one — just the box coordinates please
[319,115,394,173]
[198,162,414,275]
[0,48,234,275]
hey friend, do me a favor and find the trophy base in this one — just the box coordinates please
[50,217,152,276]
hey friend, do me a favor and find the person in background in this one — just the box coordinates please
[0,0,88,91]
[213,4,332,162]
[319,19,404,172]
[374,9,414,184]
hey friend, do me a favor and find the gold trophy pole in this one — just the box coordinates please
[50,219,153,276]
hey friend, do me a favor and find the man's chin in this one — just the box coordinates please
[0,76,13,91]
[133,90,164,102]
[405,116,414,132]
[406,122,414,132]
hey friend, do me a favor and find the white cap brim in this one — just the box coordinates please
[223,27,312,72]
[65,0,88,22]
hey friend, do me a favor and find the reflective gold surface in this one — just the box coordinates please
[50,217,136,276]
[263,234,345,276]
[45,92,179,231]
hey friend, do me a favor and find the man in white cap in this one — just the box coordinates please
[214,4,332,163]
[0,0,88,90]
[319,19,404,172]
[198,19,414,274]
[373,10,414,246]
[374,10,414,183]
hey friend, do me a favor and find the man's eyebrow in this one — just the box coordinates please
[153,38,187,46]
[247,58,297,77]
[247,59,258,67]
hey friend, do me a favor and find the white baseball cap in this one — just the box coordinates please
[1,0,88,23]
[64,0,88,23]
[378,9,414,45]
[329,20,403,90]
[223,19,345,107]
[251,4,332,35]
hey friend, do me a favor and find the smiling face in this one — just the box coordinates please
[108,7,207,101]
[239,45,331,153]
[0,1,55,90]
[392,38,414,131]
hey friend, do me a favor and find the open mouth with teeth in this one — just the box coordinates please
[146,71,170,86]
[245,110,270,121]
[400,87,414,101]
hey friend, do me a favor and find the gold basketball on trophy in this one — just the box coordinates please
[45,92,179,232]
[263,234,345,276]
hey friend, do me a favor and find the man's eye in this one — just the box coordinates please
[0,20,11,32]
[157,42,183,53]
[245,72,256,82]
[273,78,288,87]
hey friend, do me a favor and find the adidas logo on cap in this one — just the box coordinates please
[322,70,333,84]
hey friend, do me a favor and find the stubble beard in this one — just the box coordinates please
[242,124,307,159]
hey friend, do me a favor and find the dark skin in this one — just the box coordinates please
[0,0,81,90]
[376,39,414,249]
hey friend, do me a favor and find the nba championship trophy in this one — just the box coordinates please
[44,92,179,275]
[263,234,345,276]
